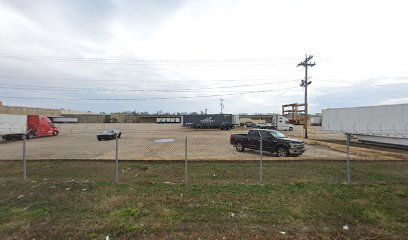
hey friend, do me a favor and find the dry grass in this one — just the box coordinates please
[0,160,407,239]
[98,196,129,210]
[305,139,408,160]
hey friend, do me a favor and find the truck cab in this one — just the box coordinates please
[27,115,59,138]
[274,116,294,131]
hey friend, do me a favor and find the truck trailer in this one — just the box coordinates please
[0,114,60,140]
[183,114,234,130]
[322,104,408,147]
[51,117,78,123]
[156,117,181,124]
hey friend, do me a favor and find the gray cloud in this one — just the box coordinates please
[0,0,407,114]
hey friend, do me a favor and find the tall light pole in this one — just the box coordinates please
[297,54,315,139]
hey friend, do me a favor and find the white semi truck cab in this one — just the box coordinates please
[272,115,294,131]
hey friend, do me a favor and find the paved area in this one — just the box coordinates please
[0,124,405,160]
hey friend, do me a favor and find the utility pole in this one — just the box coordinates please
[220,99,224,114]
[297,54,315,139]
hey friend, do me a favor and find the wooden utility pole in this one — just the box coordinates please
[297,55,315,139]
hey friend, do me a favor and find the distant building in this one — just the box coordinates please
[60,109,100,115]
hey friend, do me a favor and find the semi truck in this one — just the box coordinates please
[322,104,408,147]
[270,115,294,131]
[183,114,234,130]
[0,114,60,140]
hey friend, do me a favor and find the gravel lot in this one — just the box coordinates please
[0,123,406,160]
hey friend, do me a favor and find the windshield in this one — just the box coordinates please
[270,130,285,139]
[102,129,113,134]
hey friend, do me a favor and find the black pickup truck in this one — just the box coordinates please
[230,129,305,157]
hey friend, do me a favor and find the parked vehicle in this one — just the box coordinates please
[246,122,258,128]
[322,104,408,147]
[230,129,305,157]
[0,114,59,140]
[255,124,275,129]
[97,129,122,141]
[271,115,294,131]
[183,114,234,130]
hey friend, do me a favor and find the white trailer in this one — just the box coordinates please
[0,114,27,140]
[322,104,408,147]
[233,114,240,126]
[52,117,78,123]
[156,117,181,124]
[310,116,322,126]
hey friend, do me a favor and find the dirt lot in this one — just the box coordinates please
[0,124,407,160]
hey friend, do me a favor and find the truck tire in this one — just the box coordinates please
[53,131,58,136]
[27,132,33,139]
[276,146,289,157]
[118,133,122,138]
[289,127,293,131]
[236,142,245,152]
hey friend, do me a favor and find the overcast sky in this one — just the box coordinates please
[0,0,407,114]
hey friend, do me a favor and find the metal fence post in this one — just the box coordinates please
[185,136,188,184]
[259,131,263,185]
[346,133,351,184]
[23,134,27,181]
[115,136,119,184]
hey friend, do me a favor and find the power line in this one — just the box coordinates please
[0,86,303,101]
[0,53,297,66]
[0,74,300,83]
[0,80,300,92]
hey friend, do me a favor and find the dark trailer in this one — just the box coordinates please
[183,114,234,130]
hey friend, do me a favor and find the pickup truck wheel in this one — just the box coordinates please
[276,147,289,157]
[53,131,58,136]
[289,127,293,131]
[236,142,245,152]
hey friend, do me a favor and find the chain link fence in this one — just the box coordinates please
[0,123,407,184]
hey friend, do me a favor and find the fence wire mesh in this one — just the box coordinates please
[0,123,407,185]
